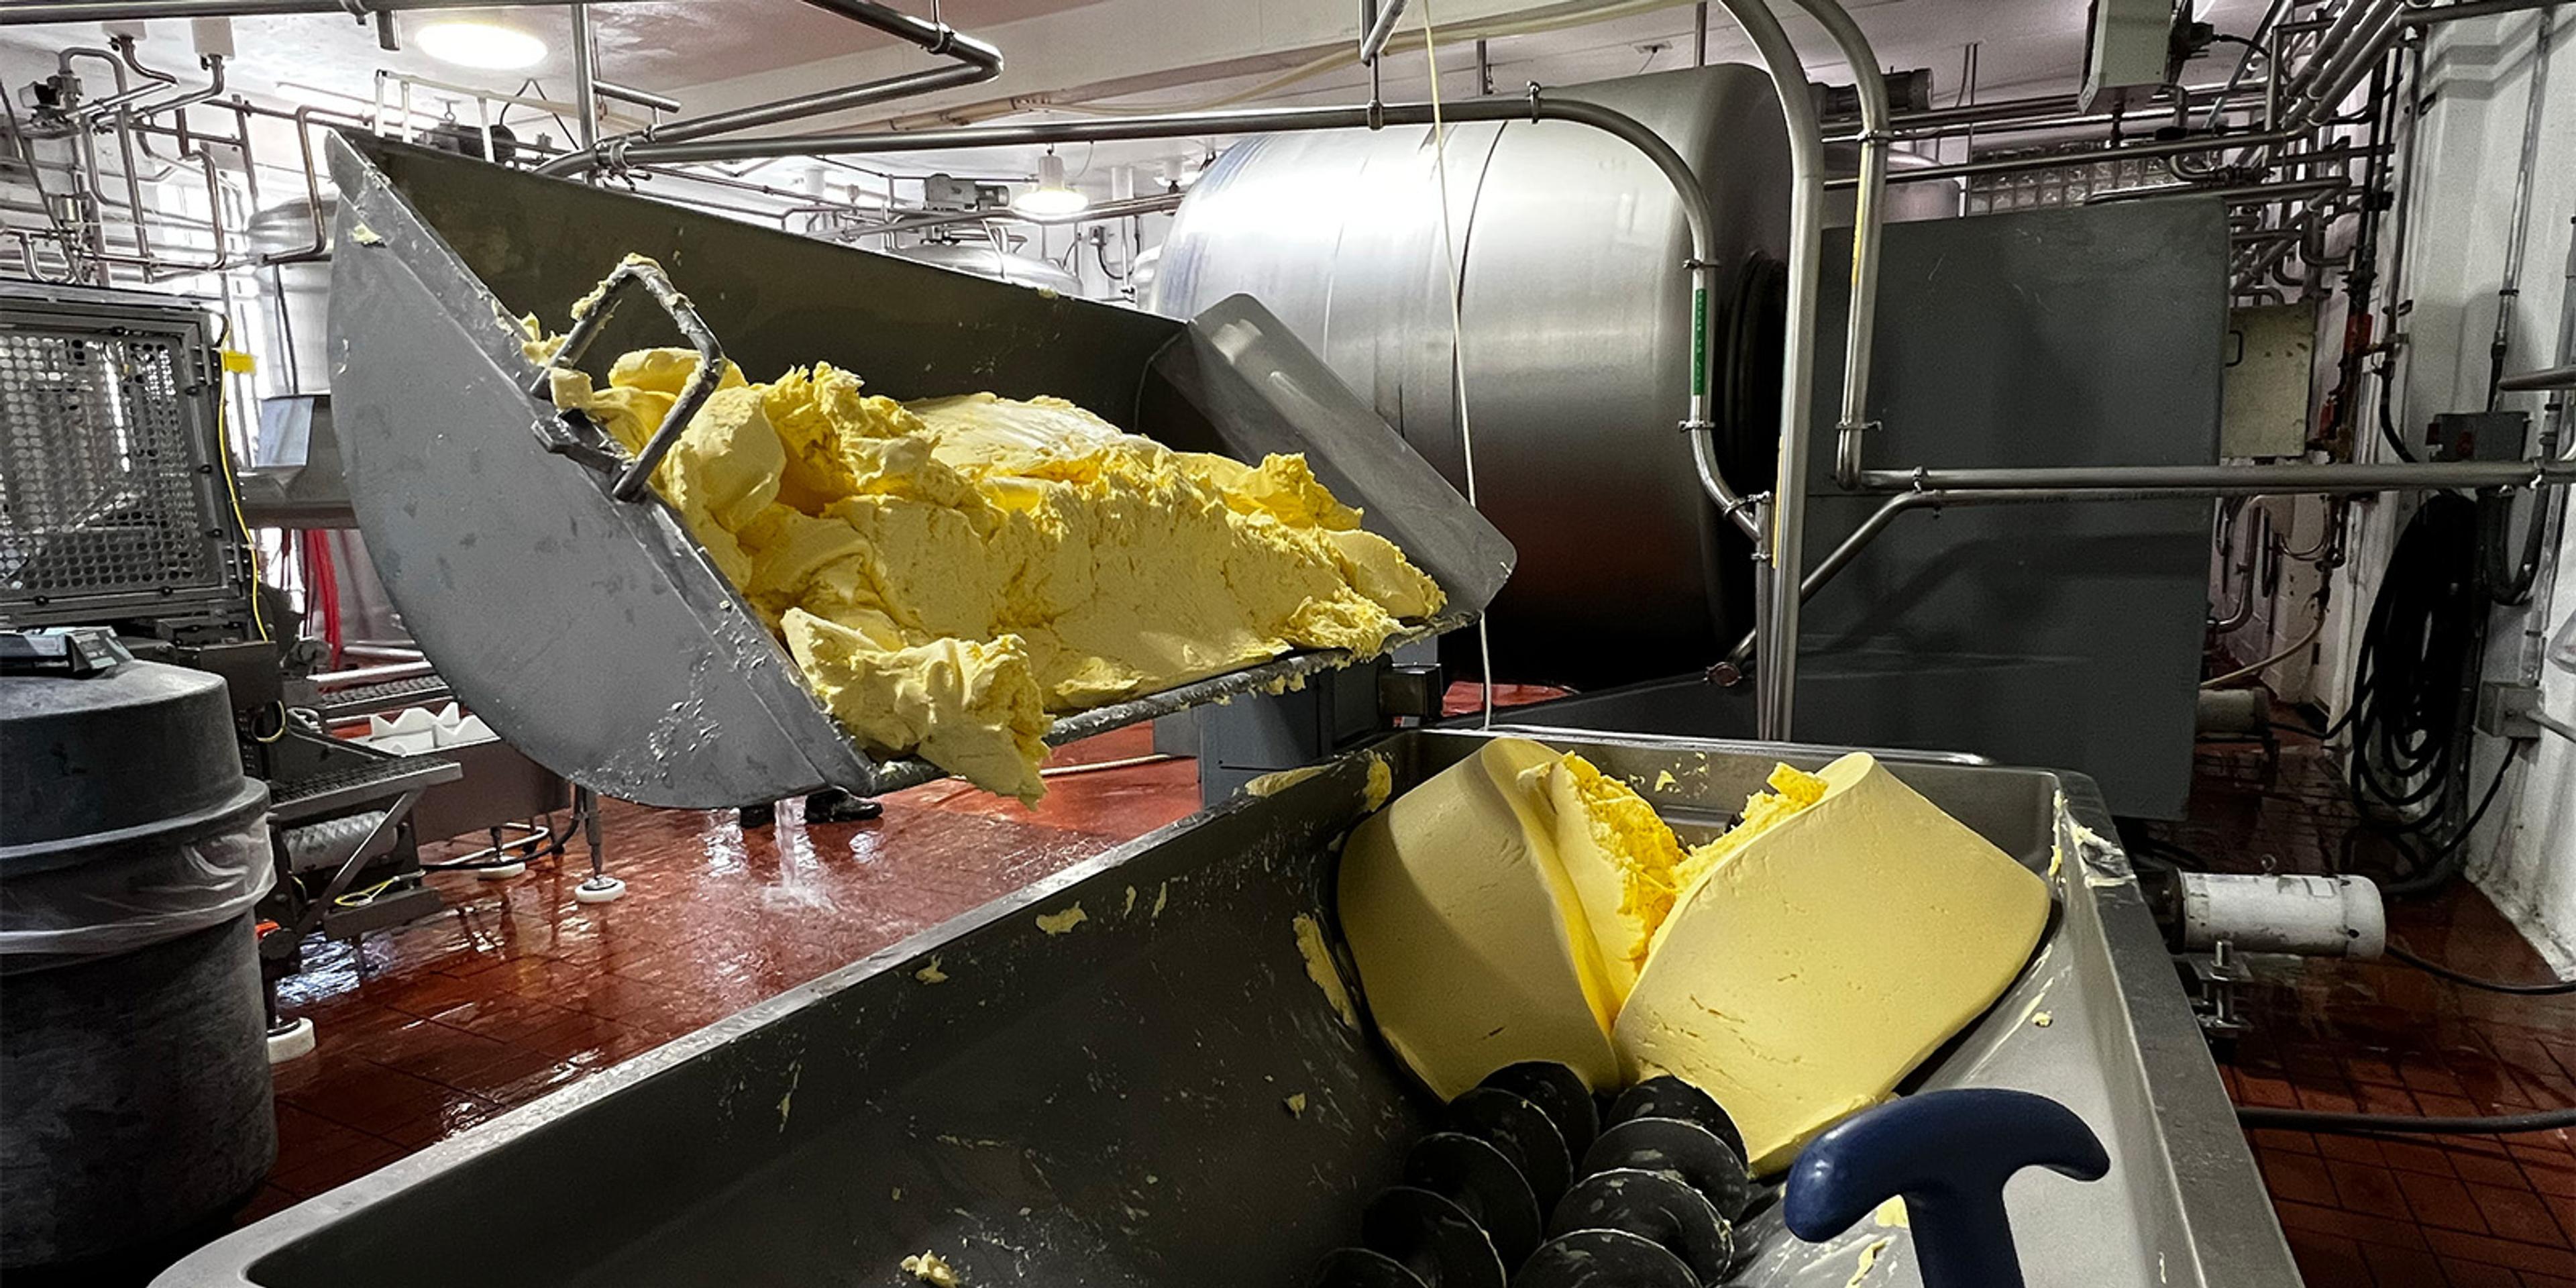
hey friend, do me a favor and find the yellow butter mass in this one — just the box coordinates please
[535,311,1442,802]
[1340,745,2048,1177]
[1532,755,1715,1002]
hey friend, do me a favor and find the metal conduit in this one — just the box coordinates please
[536,0,1003,176]
[1827,129,2300,187]
[1780,0,1892,500]
[1720,462,2563,674]
[7,0,591,19]
[1694,0,1828,739]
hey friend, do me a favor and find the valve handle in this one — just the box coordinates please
[1782,1089,2109,1288]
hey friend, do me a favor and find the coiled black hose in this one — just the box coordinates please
[2336,492,2498,897]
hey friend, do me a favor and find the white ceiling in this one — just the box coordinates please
[0,0,2273,199]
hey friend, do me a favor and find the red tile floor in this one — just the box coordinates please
[235,717,2576,1286]
[2144,730,2576,1286]
[241,724,1197,1223]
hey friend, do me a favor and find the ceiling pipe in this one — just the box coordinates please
[6,0,582,19]
[2398,0,2567,24]
[1826,129,2300,187]
[535,0,1002,177]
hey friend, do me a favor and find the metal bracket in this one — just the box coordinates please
[282,785,425,943]
[2185,939,2254,1040]
[525,257,728,502]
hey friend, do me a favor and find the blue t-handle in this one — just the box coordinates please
[1781,1089,2110,1288]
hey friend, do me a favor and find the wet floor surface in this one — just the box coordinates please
[241,724,1195,1222]
[2151,733,2576,1285]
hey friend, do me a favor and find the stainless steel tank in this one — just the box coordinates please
[892,237,1085,297]
[1152,66,1792,688]
[245,197,335,397]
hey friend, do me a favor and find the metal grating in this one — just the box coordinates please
[0,305,240,626]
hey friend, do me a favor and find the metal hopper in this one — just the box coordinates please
[321,133,1510,808]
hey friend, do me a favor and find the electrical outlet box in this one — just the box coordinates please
[2082,0,2180,110]
[2477,681,2543,740]
[2428,410,2530,464]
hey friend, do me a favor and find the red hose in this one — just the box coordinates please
[301,531,343,668]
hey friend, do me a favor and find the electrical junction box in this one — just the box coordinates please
[2083,0,2184,111]
[2427,409,2530,464]
[2221,301,2316,458]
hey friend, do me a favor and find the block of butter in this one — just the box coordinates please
[1613,752,2049,1175]
[1336,739,1625,1099]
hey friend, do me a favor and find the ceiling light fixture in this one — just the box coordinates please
[414,19,548,70]
[1011,149,1089,218]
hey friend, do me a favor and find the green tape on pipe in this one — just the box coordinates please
[1693,285,1709,400]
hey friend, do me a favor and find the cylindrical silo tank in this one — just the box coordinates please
[244,197,335,397]
[1152,66,1792,688]
[0,649,278,1273]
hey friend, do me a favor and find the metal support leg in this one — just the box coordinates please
[573,786,624,903]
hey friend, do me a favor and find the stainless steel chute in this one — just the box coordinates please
[321,133,1508,809]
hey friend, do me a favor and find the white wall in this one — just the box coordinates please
[2293,7,2576,966]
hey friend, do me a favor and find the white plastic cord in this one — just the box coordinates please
[1417,0,1495,727]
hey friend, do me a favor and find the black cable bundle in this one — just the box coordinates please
[2337,492,2510,897]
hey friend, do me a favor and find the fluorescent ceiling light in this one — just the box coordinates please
[1012,150,1089,218]
[415,20,549,70]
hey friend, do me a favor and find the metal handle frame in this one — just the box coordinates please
[526,258,728,503]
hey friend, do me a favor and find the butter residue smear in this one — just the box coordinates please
[1338,741,2049,1176]
[526,270,1442,802]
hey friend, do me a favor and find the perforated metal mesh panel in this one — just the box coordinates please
[1,289,241,627]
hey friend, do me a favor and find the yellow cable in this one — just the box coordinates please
[209,329,269,646]
[211,327,292,743]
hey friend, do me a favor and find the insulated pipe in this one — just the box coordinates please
[1359,0,1411,64]
[570,5,598,150]
[2500,364,2576,392]
[596,80,680,115]
[1827,129,2299,186]
[1717,465,2564,674]
[1703,0,1827,741]
[1862,460,2572,491]
[7,0,588,18]
[1828,84,2234,133]
[2288,0,2406,127]
[2284,0,2392,102]
[2398,0,2567,25]
[1780,0,1890,494]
